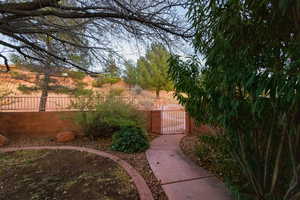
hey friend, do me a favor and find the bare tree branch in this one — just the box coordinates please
[0,54,9,72]
[0,0,193,72]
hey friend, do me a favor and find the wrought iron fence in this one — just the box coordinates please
[161,110,186,134]
[0,96,135,112]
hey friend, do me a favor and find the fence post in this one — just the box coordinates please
[150,110,162,134]
[185,112,191,134]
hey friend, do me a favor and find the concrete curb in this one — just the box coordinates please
[0,146,154,200]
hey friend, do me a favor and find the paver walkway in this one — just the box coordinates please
[146,134,231,200]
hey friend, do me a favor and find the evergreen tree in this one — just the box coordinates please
[11,0,91,112]
[103,55,120,78]
[123,60,139,87]
[137,44,172,98]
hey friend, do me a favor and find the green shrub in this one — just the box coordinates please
[10,71,28,81]
[105,76,120,85]
[73,111,115,139]
[68,71,86,80]
[70,92,99,110]
[92,79,105,88]
[74,80,88,88]
[17,84,38,94]
[0,81,14,103]
[50,85,72,94]
[92,75,121,88]
[73,94,146,139]
[108,88,124,96]
[52,80,90,96]
[73,88,93,96]
[111,126,149,153]
[196,135,243,196]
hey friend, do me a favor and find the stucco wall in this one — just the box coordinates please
[0,111,207,137]
[0,112,80,137]
[150,110,162,134]
[0,111,159,137]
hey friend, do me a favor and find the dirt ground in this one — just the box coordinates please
[179,127,224,180]
[0,150,138,200]
[2,134,168,200]
[180,135,203,167]
[0,68,178,111]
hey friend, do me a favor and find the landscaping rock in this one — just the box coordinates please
[56,131,75,143]
[0,134,8,146]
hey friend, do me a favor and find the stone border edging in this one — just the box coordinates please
[0,146,154,200]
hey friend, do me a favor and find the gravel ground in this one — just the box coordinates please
[179,135,203,166]
[179,133,224,180]
[2,133,168,200]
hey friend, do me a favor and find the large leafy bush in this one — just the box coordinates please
[169,1,300,199]
[73,93,146,139]
[111,126,149,153]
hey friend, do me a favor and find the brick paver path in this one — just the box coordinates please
[0,146,154,200]
[146,134,231,200]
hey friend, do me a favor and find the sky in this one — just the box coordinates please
[0,2,197,72]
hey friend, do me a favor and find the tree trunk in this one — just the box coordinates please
[39,36,52,112]
[39,73,49,111]
[156,89,160,99]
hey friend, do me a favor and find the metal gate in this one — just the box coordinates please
[161,110,186,134]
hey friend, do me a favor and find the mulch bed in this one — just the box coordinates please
[1,133,168,200]
[179,135,202,166]
[0,150,138,200]
[179,132,224,180]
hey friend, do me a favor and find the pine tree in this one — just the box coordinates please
[137,44,172,98]
[10,1,90,111]
[103,55,120,78]
[123,60,138,87]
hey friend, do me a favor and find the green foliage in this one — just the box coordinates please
[103,55,121,78]
[50,85,73,94]
[72,80,92,96]
[73,87,93,96]
[10,54,23,66]
[17,80,91,96]
[17,84,39,94]
[73,93,146,139]
[111,126,149,153]
[136,43,173,98]
[123,60,139,86]
[51,84,92,96]
[0,81,14,105]
[10,71,28,81]
[108,88,124,96]
[74,80,88,88]
[92,79,105,88]
[70,92,100,111]
[68,71,86,80]
[92,74,121,87]
[195,135,244,195]
[169,1,300,199]
[104,76,120,85]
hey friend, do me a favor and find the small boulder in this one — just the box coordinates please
[56,131,75,143]
[0,134,8,147]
